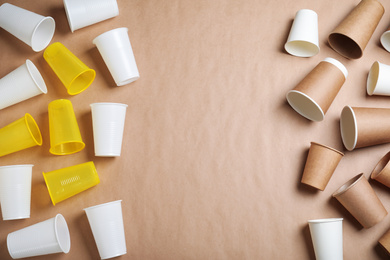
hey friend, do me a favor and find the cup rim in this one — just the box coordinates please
[49,140,86,155]
[367,61,380,96]
[308,218,343,223]
[26,59,48,94]
[31,16,55,52]
[286,90,325,121]
[310,142,344,156]
[340,106,358,151]
[371,151,390,180]
[24,113,43,146]
[381,30,390,52]
[90,102,128,108]
[333,173,364,197]
[84,200,122,212]
[54,214,71,253]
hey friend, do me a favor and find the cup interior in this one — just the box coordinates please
[284,40,319,57]
[333,173,363,197]
[371,151,390,180]
[25,113,43,146]
[54,214,71,253]
[26,60,47,94]
[381,31,390,52]
[68,69,96,95]
[286,90,324,121]
[367,61,380,95]
[340,106,357,151]
[328,33,362,59]
[50,141,85,155]
[31,17,55,52]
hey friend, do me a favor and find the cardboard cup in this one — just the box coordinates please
[367,61,390,96]
[328,0,384,59]
[301,142,344,191]
[286,57,347,121]
[371,151,390,188]
[308,218,343,260]
[7,214,70,259]
[0,59,47,110]
[64,0,119,32]
[340,106,390,151]
[379,227,390,255]
[284,9,320,57]
[0,3,55,52]
[380,27,390,52]
[333,173,387,228]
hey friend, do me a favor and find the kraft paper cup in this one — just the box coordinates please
[367,61,390,96]
[0,59,47,110]
[84,200,127,259]
[380,27,390,52]
[91,103,128,157]
[64,0,119,32]
[379,227,390,255]
[286,57,347,121]
[284,9,319,57]
[7,214,70,259]
[301,142,344,191]
[308,218,343,260]
[0,113,42,157]
[48,99,85,155]
[0,3,55,52]
[333,173,387,228]
[340,106,390,151]
[93,27,140,86]
[0,165,33,221]
[328,0,384,59]
[44,42,95,95]
[371,151,390,188]
[43,161,100,205]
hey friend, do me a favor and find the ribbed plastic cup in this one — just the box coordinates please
[64,0,119,32]
[0,3,55,52]
[7,214,71,259]
[93,28,140,86]
[91,103,128,157]
[44,42,95,95]
[0,113,42,157]
[84,200,127,259]
[48,99,85,155]
[0,165,33,220]
[0,59,47,110]
[43,161,100,205]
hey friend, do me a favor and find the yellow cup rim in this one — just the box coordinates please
[24,113,43,146]
[42,170,57,205]
[67,69,96,95]
[49,140,85,155]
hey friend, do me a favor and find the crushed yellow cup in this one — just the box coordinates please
[43,161,100,205]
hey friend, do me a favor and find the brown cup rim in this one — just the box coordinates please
[310,142,344,156]
[332,173,364,197]
[371,151,390,180]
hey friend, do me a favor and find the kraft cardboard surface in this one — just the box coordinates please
[1,0,390,259]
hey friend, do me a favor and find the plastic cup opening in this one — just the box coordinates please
[367,62,380,95]
[67,69,96,95]
[55,214,71,253]
[333,173,363,197]
[117,76,140,86]
[371,152,390,180]
[286,90,324,121]
[26,60,47,94]
[50,141,85,155]
[308,218,343,224]
[340,106,357,151]
[381,31,390,52]
[31,17,55,52]
[284,40,319,57]
[329,33,362,59]
[25,114,42,146]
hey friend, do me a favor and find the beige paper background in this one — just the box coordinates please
[1,0,390,259]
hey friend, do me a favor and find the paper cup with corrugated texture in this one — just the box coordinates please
[328,0,384,59]
[371,151,390,188]
[286,57,348,121]
[333,173,387,228]
[367,61,390,96]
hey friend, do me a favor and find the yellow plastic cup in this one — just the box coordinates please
[43,42,96,95]
[0,113,42,157]
[43,161,100,205]
[48,99,85,155]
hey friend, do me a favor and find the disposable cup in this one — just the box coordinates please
[0,3,55,52]
[379,227,390,255]
[0,59,47,110]
[328,0,384,59]
[286,57,347,121]
[0,113,42,157]
[380,27,390,53]
[340,106,390,151]
[7,214,70,259]
[48,99,85,155]
[0,165,33,220]
[43,161,100,205]
[371,151,390,188]
[84,200,127,259]
[367,61,390,96]
[308,218,343,260]
[284,9,319,57]
[44,42,95,95]
[64,0,119,32]
[301,142,344,191]
[333,173,387,228]
[91,103,128,157]
[93,27,140,86]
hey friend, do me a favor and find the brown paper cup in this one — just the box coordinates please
[381,26,390,53]
[333,173,387,228]
[328,0,384,59]
[340,106,390,151]
[379,227,390,255]
[371,151,390,187]
[286,58,347,122]
[301,142,344,191]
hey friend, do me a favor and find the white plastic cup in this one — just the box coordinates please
[0,59,47,110]
[84,200,127,259]
[0,3,55,52]
[367,61,390,96]
[308,218,343,260]
[91,103,128,157]
[64,0,119,32]
[7,214,71,259]
[285,9,320,57]
[93,28,140,86]
[0,165,33,220]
